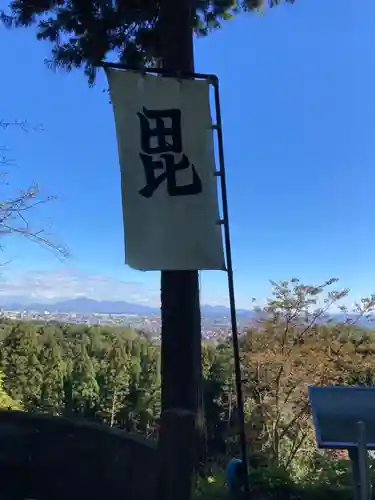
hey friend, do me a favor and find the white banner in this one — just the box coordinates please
[106,69,225,271]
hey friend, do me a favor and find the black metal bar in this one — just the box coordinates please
[213,79,250,497]
[100,60,217,84]
[102,60,250,490]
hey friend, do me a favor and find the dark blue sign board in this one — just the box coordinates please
[309,385,375,450]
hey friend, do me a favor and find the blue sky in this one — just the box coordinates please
[0,0,374,308]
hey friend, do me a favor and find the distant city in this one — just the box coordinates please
[0,297,256,340]
[1,297,373,340]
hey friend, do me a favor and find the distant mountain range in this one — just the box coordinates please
[0,297,374,326]
[0,297,255,318]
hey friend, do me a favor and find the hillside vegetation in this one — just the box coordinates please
[1,278,375,498]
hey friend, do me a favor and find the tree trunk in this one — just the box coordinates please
[110,387,117,427]
[157,0,204,488]
[161,273,201,413]
[158,0,202,425]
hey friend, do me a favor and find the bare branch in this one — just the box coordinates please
[0,120,69,260]
[0,119,44,132]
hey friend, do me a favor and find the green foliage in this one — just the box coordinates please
[195,472,228,500]
[0,370,21,409]
[306,454,352,489]
[196,461,375,500]
[0,321,161,434]
[70,336,100,413]
[2,322,43,410]
[1,0,295,84]
[0,277,374,498]
[96,332,131,426]
[250,462,294,494]
[239,278,375,470]
[38,327,67,414]
[202,342,234,458]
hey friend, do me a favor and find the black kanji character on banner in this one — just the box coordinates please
[137,107,182,155]
[137,107,202,198]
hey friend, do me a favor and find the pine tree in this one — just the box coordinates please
[38,326,67,415]
[1,0,294,83]
[96,333,131,427]
[2,322,43,411]
[119,340,160,435]
[202,342,234,458]
[70,335,99,416]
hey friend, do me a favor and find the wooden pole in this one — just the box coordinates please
[156,0,202,498]
[156,409,196,500]
[157,0,201,441]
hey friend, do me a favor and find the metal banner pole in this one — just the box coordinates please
[357,421,371,500]
[349,446,361,500]
[212,77,251,498]
[100,61,250,495]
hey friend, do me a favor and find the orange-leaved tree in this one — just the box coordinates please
[240,278,375,470]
